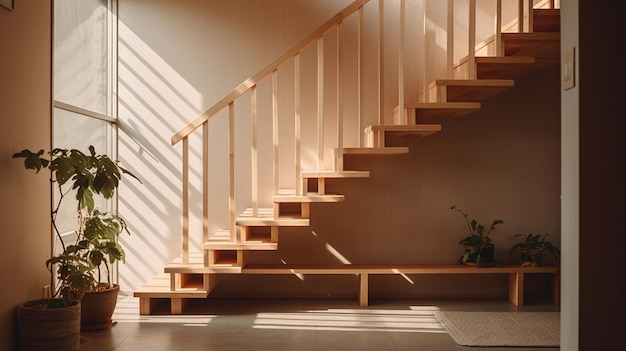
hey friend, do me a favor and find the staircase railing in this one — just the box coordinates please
[170,0,371,263]
[170,0,559,264]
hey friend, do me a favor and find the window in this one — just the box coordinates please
[52,0,118,271]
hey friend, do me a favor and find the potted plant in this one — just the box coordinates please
[509,232,560,267]
[14,146,140,337]
[17,298,81,351]
[450,205,504,267]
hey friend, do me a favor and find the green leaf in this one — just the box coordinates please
[79,188,95,212]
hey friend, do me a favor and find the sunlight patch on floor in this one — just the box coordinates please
[253,308,447,333]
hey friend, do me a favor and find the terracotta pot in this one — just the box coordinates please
[80,283,119,330]
[18,299,81,351]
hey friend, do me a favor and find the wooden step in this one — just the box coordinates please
[167,250,248,273]
[454,55,553,82]
[501,32,560,63]
[203,230,278,251]
[429,79,515,103]
[366,124,442,136]
[273,191,345,203]
[473,56,547,80]
[397,102,481,122]
[165,254,244,274]
[532,8,560,33]
[236,207,309,226]
[134,273,210,298]
[301,170,370,179]
[342,146,410,155]
[133,270,218,315]
[300,170,370,195]
[364,124,442,147]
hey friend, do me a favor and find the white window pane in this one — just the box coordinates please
[54,0,111,115]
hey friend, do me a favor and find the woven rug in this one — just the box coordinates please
[434,311,560,347]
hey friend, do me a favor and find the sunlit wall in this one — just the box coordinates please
[117,0,561,300]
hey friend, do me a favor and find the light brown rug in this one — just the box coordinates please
[434,311,560,348]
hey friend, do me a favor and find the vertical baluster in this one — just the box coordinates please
[378,0,384,124]
[398,0,406,125]
[317,38,324,170]
[518,0,524,33]
[203,123,209,247]
[422,0,428,101]
[251,85,258,217]
[295,55,302,195]
[182,136,189,263]
[358,6,364,146]
[528,0,534,33]
[272,70,279,195]
[229,102,236,241]
[336,24,344,171]
[495,0,502,56]
[447,0,454,78]
[468,0,476,79]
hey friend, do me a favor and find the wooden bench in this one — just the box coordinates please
[240,264,560,307]
[135,263,559,314]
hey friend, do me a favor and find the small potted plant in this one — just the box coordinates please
[450,205,504,267]
[14,146,140,338]
[509,232,560,267]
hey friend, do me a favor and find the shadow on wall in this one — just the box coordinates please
[214,65,561,297]
[113,0,560,297]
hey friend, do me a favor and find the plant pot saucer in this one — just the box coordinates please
[81,320,118,330]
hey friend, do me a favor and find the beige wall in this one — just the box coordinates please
[560,1,578,349]
[0,1,52,350]
[117,0,561,301]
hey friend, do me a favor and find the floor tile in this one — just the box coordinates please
[79,296,560,351]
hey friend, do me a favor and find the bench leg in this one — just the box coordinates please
[171,298,183,314]
[359,273,369,307]
[509,272,524,306]
[552,271,561,305]
[139,297,151,315]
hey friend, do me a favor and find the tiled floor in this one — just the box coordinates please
[80,295,560,351]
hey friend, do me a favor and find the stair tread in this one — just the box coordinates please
[204,230,278,250]
[301,170,370,178]
[395,102,480,121]
[366,124,442,132]
[473,56,556,80]
[204,241,278,249]
[501,32,560,40]
[342,146,410,155]
[236,207,310,226]
[273,192,345,203]
[133,273,209,298]
[404,101,480,109]
[165,253,244,273]
[430,79,514,102]
[501,32,560,62]
[474,56,535,64]
[430,79,515,88]
[364,124,442,143]
[403,102,481,121]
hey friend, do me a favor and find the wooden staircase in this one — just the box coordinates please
[134,1,560,315]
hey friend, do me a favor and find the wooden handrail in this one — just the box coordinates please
[171,0,370,146]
